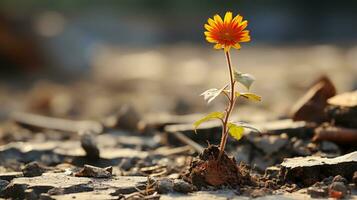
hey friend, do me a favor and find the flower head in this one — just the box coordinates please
[204,12,250,51]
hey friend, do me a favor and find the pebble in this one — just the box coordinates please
[307,185,328,198]
[264,166,280,179]
[156,178,174,194]
[22,162,46,177]
[329,181,348,199]
[0,179,9,191]
[320,141,340,153]
[173,179,193,193]
[292,139,311,156]
[74,165,112,178]
[249,134,288,155]
[332,175,348,185]
[80,130,100,160]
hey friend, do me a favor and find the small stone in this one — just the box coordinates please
[292,139,311,156]
[173,179,193,193]
[307,185,328,198]
[80,130,100,160]
[322,176,333,185]
[329,181,348,199]
[250,188,270,198]
[0,179,9,191]
[118,158,138,171]
[264,166,280,179]
[156,178,174,194]
[74,165,112,178]
[320,141,340,153]
[332,175,348,185]
[234,144,251,163]
[307,142,318,152]
[251,151,275,171]
[264,180,278,189]
[24,189,38,200]
[22,162,46,177]
[248,135,288,155]
[104,105,141,131]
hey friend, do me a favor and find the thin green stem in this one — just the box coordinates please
[218,51,236,159]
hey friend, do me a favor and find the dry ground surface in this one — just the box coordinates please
[0,45,357,199]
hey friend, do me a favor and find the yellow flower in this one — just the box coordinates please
[204,12,251,52]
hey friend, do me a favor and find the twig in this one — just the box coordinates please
[154,145,192,156]
[171,132,204,153]
[11,111,103,134]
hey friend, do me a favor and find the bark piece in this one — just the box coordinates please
[289,76,336,123]
[0,172,23,181]
[139,113,204,133]
[328,90,357,108]
[0,172,147,199]
[45,189,118,200]
[0,173,91,199]
[74,165,112,178]
[326,91,357,128]
[11,112,103,134]
[313,125,357,144]
[280,151,357,186]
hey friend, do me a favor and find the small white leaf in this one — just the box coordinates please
[200,84,228,104]
[234,71,255,90]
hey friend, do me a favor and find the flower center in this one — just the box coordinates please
[221,32,233,41]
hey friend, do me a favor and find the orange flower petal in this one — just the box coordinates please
[214,44,222,49]
[232,15,243,24]
[239,20,248,30]
[204,31,212,36]
[204,24,213,31]
[213,14,223,24]
[206,37,216,43]
[224,12,233,24]
[207,18,216,27]
[233,43,241,49]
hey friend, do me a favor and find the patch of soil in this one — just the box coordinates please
[186,145,255,189]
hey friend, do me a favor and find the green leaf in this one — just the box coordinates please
[236,92,262,101]
[227,123,244,141]
[193,112,224,133]
[200,84,228,104]
[231,121,261,133]
[234,71,255,90]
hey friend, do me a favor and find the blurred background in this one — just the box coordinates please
[0,0,356,121]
